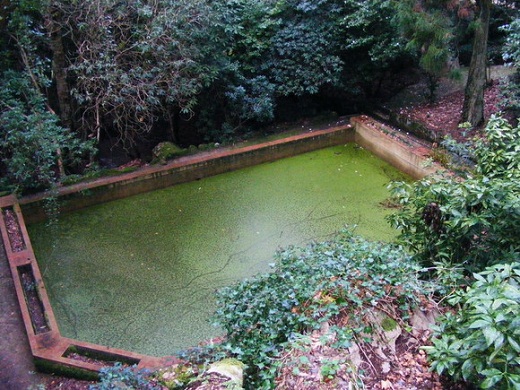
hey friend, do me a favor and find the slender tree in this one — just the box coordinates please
[44,0,73,129]
[460,0,518,125]
[462,0,492,126]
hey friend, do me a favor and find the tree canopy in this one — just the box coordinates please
[0,0,518,192]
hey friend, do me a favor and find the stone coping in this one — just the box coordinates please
[351,115,441,179]
[0,195,179,378]
[20,124,356,224]
[0,116,441,378]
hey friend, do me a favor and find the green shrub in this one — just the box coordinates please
[0,71,93,193]
[423,262,520,389]
[474,116,520,181]
[388,115,520,274]
[500,18,520,118]
[89,363,162,390]
[213,230,429,389]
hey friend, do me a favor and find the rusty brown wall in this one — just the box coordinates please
[21,126,355,224]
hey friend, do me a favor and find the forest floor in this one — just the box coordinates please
[383,65,513,141]
[0,67,512,390]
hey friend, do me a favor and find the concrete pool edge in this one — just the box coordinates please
[0,195,179,378]
[20,123,356,224]
[351,115,441,179]
[1,115,442,377]
[19,116,442,224]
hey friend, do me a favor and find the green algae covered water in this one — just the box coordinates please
[29,144,408,357]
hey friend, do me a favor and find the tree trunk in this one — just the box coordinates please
[44,2,73,130]
[168,108,181,145]
[461,0,491,127]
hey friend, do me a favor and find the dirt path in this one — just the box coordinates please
[0,234,48,390]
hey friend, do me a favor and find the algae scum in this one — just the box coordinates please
[29,144,408,357]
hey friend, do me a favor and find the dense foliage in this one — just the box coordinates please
[199,0,410,139]
[395,0,454,101]
[404,113,520,389]
[66,0,224,147]
[500,17,520,118]
[424,262,520,389]
[388,115,520,274]
[0,0,518,192]
[90,363,162,390]
[0,70,92,193]
[212,230,428,389]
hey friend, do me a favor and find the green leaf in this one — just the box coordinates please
[461,358,474,380]
[503,285,520,300]
[507,374,520,387]
[483,327,502,348]
[299,356,310,365]
[480,371,503,389]
[469,319,492,329]
[507,336,520,353]
[492,298,513,310]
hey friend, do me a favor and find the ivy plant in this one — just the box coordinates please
[89,363,162,390]
[212,230,429,389]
